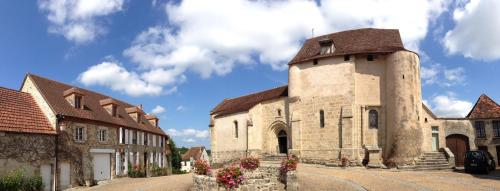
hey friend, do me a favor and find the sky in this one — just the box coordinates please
[1,0,500,148]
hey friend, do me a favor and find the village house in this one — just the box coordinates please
[0,74,172,190]
[180,146,209,172]
[209,28,500,169]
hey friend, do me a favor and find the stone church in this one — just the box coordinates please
[209,28,500,169]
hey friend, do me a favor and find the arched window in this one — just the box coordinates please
[277,109,282,116]
[234,121,239,138]
[320,110,325,128]
[369,110,378,128]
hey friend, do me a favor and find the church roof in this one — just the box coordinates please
[0,87,55,135]
[466,94,500,119]
[211,86,288,117]
[24,74,167,136]
[289,28,406,64]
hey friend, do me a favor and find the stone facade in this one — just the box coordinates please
[192,165,292,191]
[0,132,55,177]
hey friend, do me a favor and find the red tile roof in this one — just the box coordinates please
[211,86,288,117]
[466,94,500,119]
[182,146,205,161]
[25,74,166,136]
[289,28,406,64]
[0,87,55,135]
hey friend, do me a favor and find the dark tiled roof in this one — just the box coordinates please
[0,87,55,135]
[289,28,406,64]
[211,86,288,117]
[182,146,205,161]
[26,74,166,136]
[466,94,500,119]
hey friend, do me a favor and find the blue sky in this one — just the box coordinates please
[0,0,499,148]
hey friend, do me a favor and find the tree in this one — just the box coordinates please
[169,139,182,171]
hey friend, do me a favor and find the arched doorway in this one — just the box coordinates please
[446,134,470,167]
[277,130,287,154]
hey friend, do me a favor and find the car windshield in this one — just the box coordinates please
[466,151,483,159]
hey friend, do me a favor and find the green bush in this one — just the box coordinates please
[0,169,44,191]
[149,163,169,177]
[128,163,146,178]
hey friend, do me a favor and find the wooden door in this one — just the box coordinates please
[446,134,470,167]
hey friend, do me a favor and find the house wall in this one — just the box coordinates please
[20,76,57,129]
[0,132,55,177]
[210,112,249,163]
[469,119,499,163]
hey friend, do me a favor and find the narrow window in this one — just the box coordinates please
[425,118,428,123]
[313,59,318,65]
[344,55,350,61]
[75,95,82,109]
[319,110,325,128]
[144,133,148,145]
[112,105,117,117]
[369,110,378,128]
[277,109,282,116]
[234,121,239,138]
[367,55,374,61]
[74,126,84,141]
[121,128,126,144]
[475,121,486,138]
[132,131,137,144]
[493,120,500,138]
[98,129,107,142]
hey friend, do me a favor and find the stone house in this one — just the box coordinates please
[0,87,56,191]
[181,146,209,172]
[209,28,499,169]
[1,74,172,190]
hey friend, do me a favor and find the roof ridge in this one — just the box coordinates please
[0,86,31,94]
[28,73,137,108]
[307,28,399,41]
[225,85,288,101]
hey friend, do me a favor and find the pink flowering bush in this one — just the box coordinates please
[194,159,211,175]
[279,156,298,175]
[240,157,260,171]
[216,165,244,189]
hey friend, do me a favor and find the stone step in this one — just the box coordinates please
[414,164,451,169]
[415,161,449,165]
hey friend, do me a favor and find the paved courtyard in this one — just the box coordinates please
[298,164,500,191]
[69,164,500,191]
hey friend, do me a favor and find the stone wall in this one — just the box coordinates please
[0,132,56,176]
[192,165,291,191]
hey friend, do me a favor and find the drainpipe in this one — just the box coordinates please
[246,122,249,157]
[54,114,64,191]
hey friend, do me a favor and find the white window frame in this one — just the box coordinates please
[74,126,85,142]
[98,127,108,142]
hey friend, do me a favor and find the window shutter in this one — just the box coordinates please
[73,127,76,140]
[83,127,87,141]
[125,129,129,144]
[119,127,123,144]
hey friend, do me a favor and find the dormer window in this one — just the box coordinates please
[100,98,119,117]
[319,38,335,55]
[75,95,82,109]
[63,87,85,109]
[126,105,144,123]
[146,115,159,128]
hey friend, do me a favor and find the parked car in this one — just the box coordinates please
[464,150,496,174]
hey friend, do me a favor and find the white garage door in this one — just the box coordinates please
[93,153,111,181]
[40,164,52,191]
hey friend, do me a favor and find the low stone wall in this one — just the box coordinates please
[192,164,298,191]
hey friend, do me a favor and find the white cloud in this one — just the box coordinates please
[420,63,466,86]
[444,0,500,60]
[427,92,473,117]
[38,0,124,44]
[167,128,209,138]
[78,61,175,97]
[176,105,186,111]
[119,0,451,91]
[183,138,196,143]
[151,105,166,114]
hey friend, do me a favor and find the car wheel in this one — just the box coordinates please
[484,166,490,174]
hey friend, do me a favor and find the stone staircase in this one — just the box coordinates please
[262,154,288,162]
[403,152,452,170]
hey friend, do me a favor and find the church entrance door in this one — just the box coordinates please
[277,130,287,154]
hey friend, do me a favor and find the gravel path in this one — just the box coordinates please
[297,164,500,191]
[68,173,192,191]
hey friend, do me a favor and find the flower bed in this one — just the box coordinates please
[216,165,244,189]
[240,157,260,171]
[194,159,211,175]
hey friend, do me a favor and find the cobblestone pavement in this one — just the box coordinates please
[297,164,500,191]
[67,173,192,191]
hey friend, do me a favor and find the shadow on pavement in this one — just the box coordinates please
[453,167,500,181]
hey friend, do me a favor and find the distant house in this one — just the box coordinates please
[181,147,209,172]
